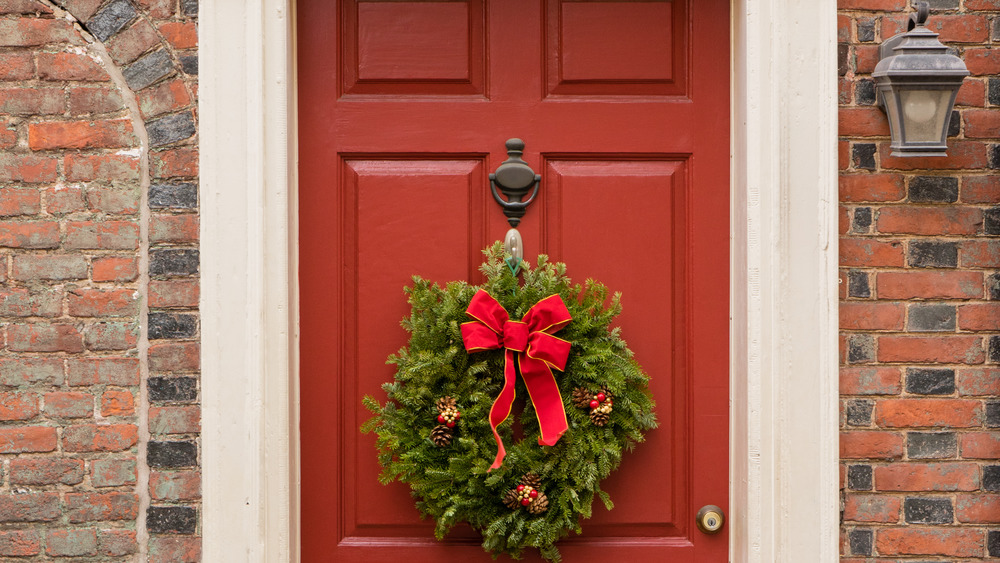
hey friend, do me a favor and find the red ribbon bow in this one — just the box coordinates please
[461,289,572,470]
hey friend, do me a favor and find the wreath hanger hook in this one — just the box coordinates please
[490,138,540,275]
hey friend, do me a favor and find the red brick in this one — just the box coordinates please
[0,357,64,387]
[0,52,34,80]
[138,79,193,119]
[158,21,198,50]
[959,240,1000,268]
[0,392,38,420]
[136,0,175,18]
[925,15,989,43]
[0,530,40,557]
[880,141,989,171]
[839,0,905,9]
[28,118,135,150]
[85,186,140,214]
[876,527,982,557]
[37,51,106,81]
[68,288,140,317]
[0,221,59,248]
[0,120,14,149]
[0,0,52,14]
[956,493,1000,523]
[0,288,61,317]
[149,341,200,372]
[957,368,1000,396]
[62,424,137,452]
[957,303,1000,331]
[839,206,849,235]
[876,206,982,235]
[149,279,199,307]
[152,147,198,178]
[60,0,103,21]
[9,458,85,485]
[959,432,1000,459]
[65,220,139,250]
[839,107,889,137]
[105,19,159,65]
[91,458,136,487]
[955,78,986,107]
[840,431,903,459]
[843,494,900,523]
[964,109,1000,139]
[877,271,982,299]
[43,391,93,418]
[69,86,125,115]
[65,492,138,523]
[64,153,140,181]
[7,323,84,352]
[839,174,904,203]
[965,48,1000,76]
[150,471,201,501]
[84,322,138,351]
[0,87,64,114]
[46,528,97,557]
[0,18,77,46]
[0,188,41,216]
[875,462,979,491]
[855,45,879,74]
[839,139,849,171]
[0,493,60,522]
[98,529,137,557]
[101,389,134,416]
[837,15,850,42]
[151,213,198,243]
[879,335,984,364]
[840,239,904,267]
[967,0,1000,7]
[840,367,901,395]
[11,254,87,281]
[149,536,201,563]
[875,399,981,427]
[44,185,85,214]
[150,405,200,435]
[0,153,58,182]
[962,176,998,203]
[840,302,904,330]
[0,426,57,453]
[93,257,139,282]
[67,358,139,386]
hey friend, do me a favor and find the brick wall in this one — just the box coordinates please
[0,0,199,561]
[839,0,1000,560]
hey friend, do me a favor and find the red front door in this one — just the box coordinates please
[298,1,729,561]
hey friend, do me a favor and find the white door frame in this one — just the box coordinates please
[199,0,839,561]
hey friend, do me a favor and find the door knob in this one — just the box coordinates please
[696,505,725,534]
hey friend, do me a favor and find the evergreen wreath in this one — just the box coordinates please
[362,242,657,561]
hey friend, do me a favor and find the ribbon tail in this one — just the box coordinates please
[487,349,518,470]
[520,356,569,447]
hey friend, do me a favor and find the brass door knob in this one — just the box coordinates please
[696,505,725,534]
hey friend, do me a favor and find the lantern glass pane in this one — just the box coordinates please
[900,88,951,143]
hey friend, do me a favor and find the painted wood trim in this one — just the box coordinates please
[199,0,839,561]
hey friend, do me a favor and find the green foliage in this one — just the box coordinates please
[363,242,657,561]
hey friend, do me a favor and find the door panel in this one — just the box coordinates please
[298,1,729,560]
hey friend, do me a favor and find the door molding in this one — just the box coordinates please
[199,0,839,561]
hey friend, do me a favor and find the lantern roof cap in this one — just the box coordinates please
[873,4,969,79]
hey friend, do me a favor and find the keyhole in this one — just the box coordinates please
[706,517,717,528]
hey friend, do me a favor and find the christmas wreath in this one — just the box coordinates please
[362,242,657,561]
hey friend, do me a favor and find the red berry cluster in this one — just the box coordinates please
[437,406,460,427]
[588,391,611,411]
[515,484,539,506]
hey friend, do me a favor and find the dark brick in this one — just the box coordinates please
[149,377,198,402]
[990,145,1000,170]
[148,441,197,468]
[984,466,1000,492]
[123,50,173,91]
[989,78,1000,106]
[87,0,136,41]
[180,55,198,75]
[849,529,872,556]
[857,19,875,43]
[904,497,953,524]
[848,334,874,364]
[148,313,197,340]
[991,335,1000,363]
[848,464,873,491]
[988,273,1000,301]
[848,270,870,298]
[839,44,849,76]
[907,304,956,332]
[908,241,958,268]
[851,207,872,233]
[147,111,195,147]
[947,110,960,138]
[852,143,876,170]
[150,249,199,277]
[149,182,197,209]
[985,207,1000,236]
[986,401,1000,428]
[923,0,958,7]
[907,432,956,459]
[909,176,958,203]
[991,530,1000,558]
[147,506,197,534]
[906,368,955,395]
[994,18,1000,42]
[855,79,876,105]
[846,399,873,426]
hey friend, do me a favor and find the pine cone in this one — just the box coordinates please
[527,492,549,515]
[436,396,457,412]
[431,424,453,447]
[519,473,542,489]
[571,387,593,409]
[590,408,610,426]
[502,489,521,509]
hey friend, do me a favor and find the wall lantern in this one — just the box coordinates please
[873,2,969,157]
